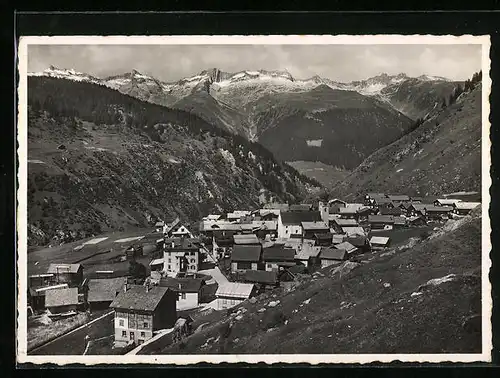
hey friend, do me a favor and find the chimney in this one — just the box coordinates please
[171,241,175,248]
[123,281,128,293]
[146,284,150,293]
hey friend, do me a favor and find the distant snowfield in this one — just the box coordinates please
[306,139,323,147]
[114,236,145,243]
[85,146,109,152]
[83,237,109,245]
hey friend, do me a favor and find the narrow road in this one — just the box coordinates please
[30,311,114,355]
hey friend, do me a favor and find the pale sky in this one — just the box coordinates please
[27,44,482,82]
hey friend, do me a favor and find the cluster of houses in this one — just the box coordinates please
[26,193,480,348]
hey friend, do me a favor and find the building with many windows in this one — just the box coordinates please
[110,283,177,346]
[163,237,202,276]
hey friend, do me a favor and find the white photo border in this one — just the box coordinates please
[16,34,492,365]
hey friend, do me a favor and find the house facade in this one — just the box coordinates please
[163,238,201,276]
[47,263,84,287]
[111,284,177,346]
[86,277,124,311]
[159,277,204,310]
[368,215,395,230]
[262,245,296,272]
[215,282,256,310]
[277,210,322,239]
[319,247,348,268]
[230,245,262,273]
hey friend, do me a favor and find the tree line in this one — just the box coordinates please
[441,70,482,108]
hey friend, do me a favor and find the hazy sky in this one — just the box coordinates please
[28,44,482,82]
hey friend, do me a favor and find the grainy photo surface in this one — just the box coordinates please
[16,35,492,365]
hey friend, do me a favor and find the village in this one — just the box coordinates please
[26,193,481,355]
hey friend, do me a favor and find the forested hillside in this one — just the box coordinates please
[27,77,320,246]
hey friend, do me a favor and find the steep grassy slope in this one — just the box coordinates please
[27,77,320,247]
[332,84,482,199]
[171,91,253,137]
[157,208,482,354]
[287,161,350,188]
[379,78,460,120]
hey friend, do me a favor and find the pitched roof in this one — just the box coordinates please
[205,214,222,220]
[263,203,289,211]
[87,278,125,303]
[370,236,390,245]
[242,270,278,285]
[454,202,481,210]
[164,237,200,250]
[379,207,402,216]
[301,221,329,231]
[328,198,347,205]
[262,245,295,261]
[320,247,347,260]
[373,197,394,205]
[216,282,254,299]
[280,211,321,225]
[346,236,368,247]
[289,204,313,211]
[154,221,165,227]
[436,199,462,206]
[341,226,366,236]
[332,234,346,244]
[110,285,171,312]
[332,218,358,226]
[368,215,395,224]
[47,263,82,274]
[410,203,428,211]
[45,287,79,307]
[251,221,277,230]
[425,205,454,212]
[334,241,358,253]
[338,204,366,214]
[295,244,322,260]
[313,232,334,240]
[149,258,164,266]
[233,234,260,245]
[366,193,386,198]
[159,278,204,293]
[231,245,262,262]
[387,195,411,201]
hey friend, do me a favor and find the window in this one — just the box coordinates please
[181,293,187,299]
[191,259,195,263]
[130,331,135,340]
[143,322,149,328]
[141,331,145,337]
[122,330,127,337]
[168,258,171,263]
[119,319,124,327]
[267,264,272,269]
[168,265,171,270]
[138,339,144,345]
[237,261,252,270]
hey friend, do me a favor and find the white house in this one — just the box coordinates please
[277,210,322,239]
[163,238,201,276]
[159,277,205,310]
[215,282,255,310]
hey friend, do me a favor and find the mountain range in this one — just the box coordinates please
[27,75,320,246]
[26,67,480,246]
[30,67,461,170]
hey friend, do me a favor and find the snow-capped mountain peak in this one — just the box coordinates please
[29,65,100,84]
